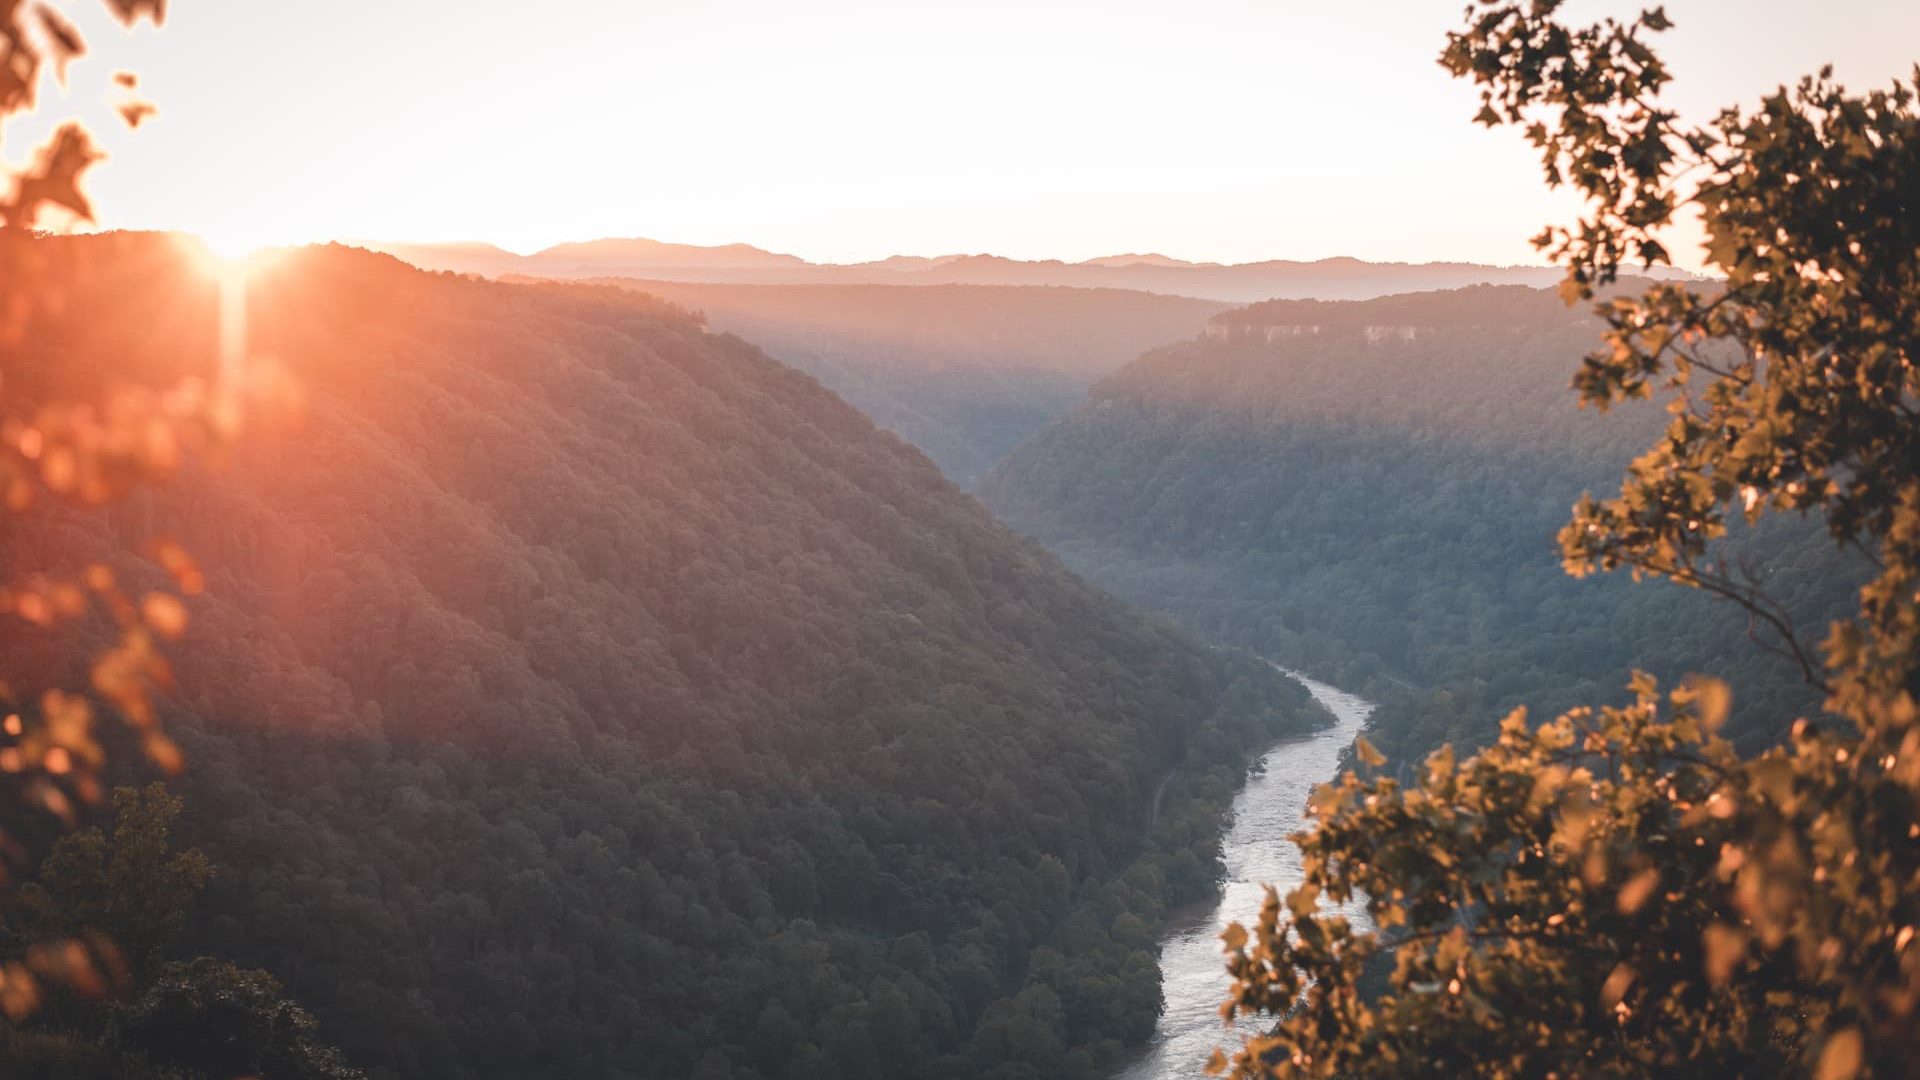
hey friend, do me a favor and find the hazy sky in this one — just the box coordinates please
[7,0,1917,264]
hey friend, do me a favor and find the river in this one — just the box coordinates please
[1119,670,1376,1080]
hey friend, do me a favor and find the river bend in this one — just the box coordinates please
[1120,671,1375,1079]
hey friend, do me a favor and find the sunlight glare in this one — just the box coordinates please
[194,223,276,263]
[175,233,258,392]
[217,262,245,393]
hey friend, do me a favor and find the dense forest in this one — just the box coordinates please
[562,279,1227,485]
[0,233,1323,1079]
[980,285,1863,765]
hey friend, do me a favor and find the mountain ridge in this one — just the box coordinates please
[355,237,1702,303]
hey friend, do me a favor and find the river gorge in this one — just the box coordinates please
[1121,672,1377,1079]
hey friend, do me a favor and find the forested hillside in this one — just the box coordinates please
[3,234,1321,1080]
[569,279,1227,485]
[980,285,1862,764]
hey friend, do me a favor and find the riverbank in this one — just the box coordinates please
[1119,671,1376,1080]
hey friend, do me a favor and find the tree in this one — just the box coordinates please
[112,957,368,1080]
[22,782,212,984]
[0,782,362,1078]
[1216,4,1916,1077]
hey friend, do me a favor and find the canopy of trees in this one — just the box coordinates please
[980,284,1861,766]
[1,233,1323,1079]
[0,783,362,1079]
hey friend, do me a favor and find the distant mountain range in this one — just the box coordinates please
[356,237,1700,303]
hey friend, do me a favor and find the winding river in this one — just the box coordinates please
[1120,671,1376,1080]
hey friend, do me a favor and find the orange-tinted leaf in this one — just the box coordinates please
[11,124,103,227]
[1355,735,1386,768]
[151,540,204,594]
[1599,962,1635,1008]
[141,732,183,775]
[141,592,187,638]
[103,0,167,27]
[1703,923,1748,985]
[25,939,103,999]
[1684,676,1732,731]
[117,100,156,129]
[34,8,86,75]
[0,962,42,1020]
[1220,922,1248,953]
[1617,868,1660,914]
[1815,1028,1863,1080]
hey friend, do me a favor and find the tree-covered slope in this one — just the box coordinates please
[3,234,1321,1080]
[569,279,1229,486]
[979,285,1861,764]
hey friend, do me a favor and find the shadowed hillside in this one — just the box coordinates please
[980,285,1861,765]
[2,234,1322,1080]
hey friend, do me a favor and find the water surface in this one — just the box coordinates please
[1120,671,1375,1080]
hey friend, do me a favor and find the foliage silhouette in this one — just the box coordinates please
[0,0,294,1021]
[1208,4,1919,1077]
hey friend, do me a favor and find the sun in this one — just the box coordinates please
[187,217,315,266]
[193,226,273,263]
[174,229,268,279]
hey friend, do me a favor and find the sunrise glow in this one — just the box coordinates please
[5,0,1913,267]
[1,3,1913,1077]
[192,225,281,263]
[171,232,271,392]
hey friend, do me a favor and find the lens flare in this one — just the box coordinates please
[174,232,267,392]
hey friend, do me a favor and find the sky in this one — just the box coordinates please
[6,0,1918,265]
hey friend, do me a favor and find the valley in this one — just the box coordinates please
[2,4,1908,1076]
[2,235,1326,1079]
[0,236,1888,1079]
[1120,671,1375,1080]
[979,286,1864,765]
[7,240,1868,1079]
